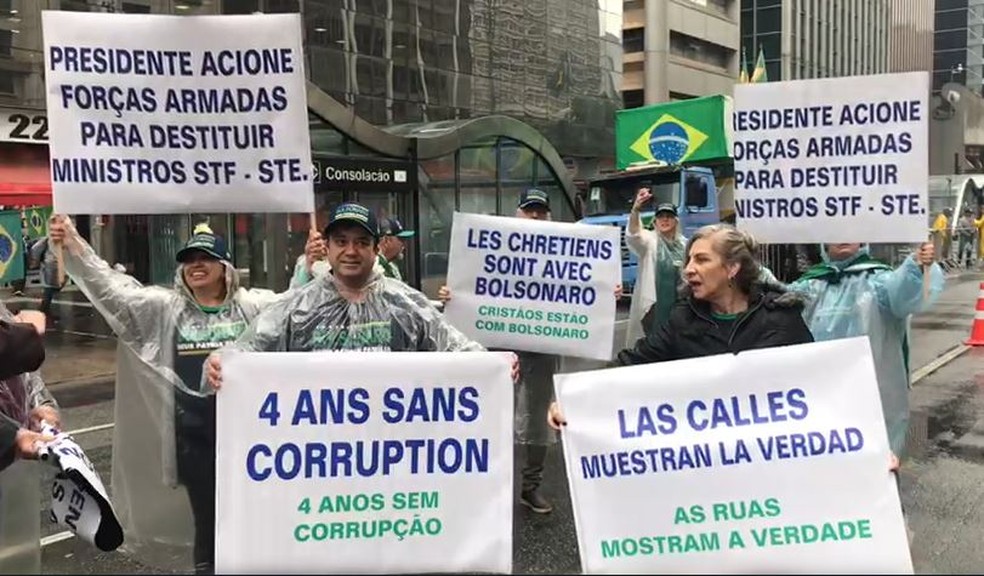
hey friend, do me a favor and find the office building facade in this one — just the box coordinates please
[933,0,984,95]
[621,0,740,107]
[740,0,893,81]
[0,0,623,294]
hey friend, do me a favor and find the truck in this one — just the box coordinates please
[578,94,734,293]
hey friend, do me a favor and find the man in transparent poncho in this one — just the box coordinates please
[49,216,280,574]
[206,203,501,384]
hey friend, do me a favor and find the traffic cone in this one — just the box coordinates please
[965,282,984,346]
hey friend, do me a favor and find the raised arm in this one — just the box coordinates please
[49,215,161,344]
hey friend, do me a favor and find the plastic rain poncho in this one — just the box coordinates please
[625,226,686,346]
[788,246,945,456]
[61,237,278,570]
[0,303,57,574]
[224,271,482,354]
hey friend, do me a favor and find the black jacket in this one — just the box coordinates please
[0,320,44,380]
[615,283,813,366]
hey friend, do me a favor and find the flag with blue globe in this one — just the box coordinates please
[629,113,709,166]
[648,122,690,164]
[0,210,25,283]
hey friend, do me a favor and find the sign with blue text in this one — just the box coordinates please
[41,11,314,214]
[215,352,514,574]
[444,212,621,361]
[555,337,913,574]
[733,72,929,243]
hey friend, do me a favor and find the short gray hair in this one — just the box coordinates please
[685,224,761,295]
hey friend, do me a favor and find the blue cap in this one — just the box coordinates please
[324,203,379,239]
[176,224,231,263]
[518,188,550,210]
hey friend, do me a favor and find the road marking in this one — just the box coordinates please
[66,422,115,436]
[911,344,971,385]
[4,296,94,309]
[40,531,76,547]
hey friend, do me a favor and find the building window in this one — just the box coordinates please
[669,31,731,69]
[623,89,644,108]
[0,29,9,58]
[0,70,12,95]
[623,27,644,53]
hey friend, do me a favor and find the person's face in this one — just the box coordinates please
[517,205,550,220]
[380,235,406,260]
[181,252,225,292]
[825,243,862,261]
[654,213,677,234]
[327,224,377,284]
[683,237,738,301]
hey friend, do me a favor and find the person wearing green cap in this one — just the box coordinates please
[205,203,506,382]
[625,187,687,346]
[377,216,415,281]
[48,216,283,575]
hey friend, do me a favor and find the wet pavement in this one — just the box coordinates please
[5,272,984,574]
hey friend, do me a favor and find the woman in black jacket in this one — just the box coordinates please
[548,223,814,428]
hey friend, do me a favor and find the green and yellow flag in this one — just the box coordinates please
[750,46,768,83]
[23,206,51,241]
[0,210,25,284]
[739,47,749,84]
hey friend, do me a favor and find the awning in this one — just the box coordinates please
[0,184,51,207]
[0,142,52,207]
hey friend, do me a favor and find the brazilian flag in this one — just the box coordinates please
[24,206,51,241]
[0,211,25,284]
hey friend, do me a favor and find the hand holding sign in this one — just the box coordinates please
[14,428,55,460]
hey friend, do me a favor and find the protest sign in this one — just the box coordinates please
[215,352,514,574]
[41,423,124,553]
[555,337,913,574]
[41,12,314,214]
[444,212,620,360]
[733,72,929,243]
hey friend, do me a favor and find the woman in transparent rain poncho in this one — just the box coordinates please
[787,242,944,459]
[48,215,281,575]
[624,186,687,346]
[0,306,60,574]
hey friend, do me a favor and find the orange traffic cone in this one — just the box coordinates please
[966,282,984,346]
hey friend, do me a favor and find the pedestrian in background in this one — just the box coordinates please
[29,236,65,318]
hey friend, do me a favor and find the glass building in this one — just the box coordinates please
[0,0,623,297]
[933,0,984,95]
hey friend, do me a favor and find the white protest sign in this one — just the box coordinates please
[41,425,124,552]
[733,72,929,243]
[216,352,514,574]
[444,212,620,360]
[555,337,912,574]
[41,11,314,214]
